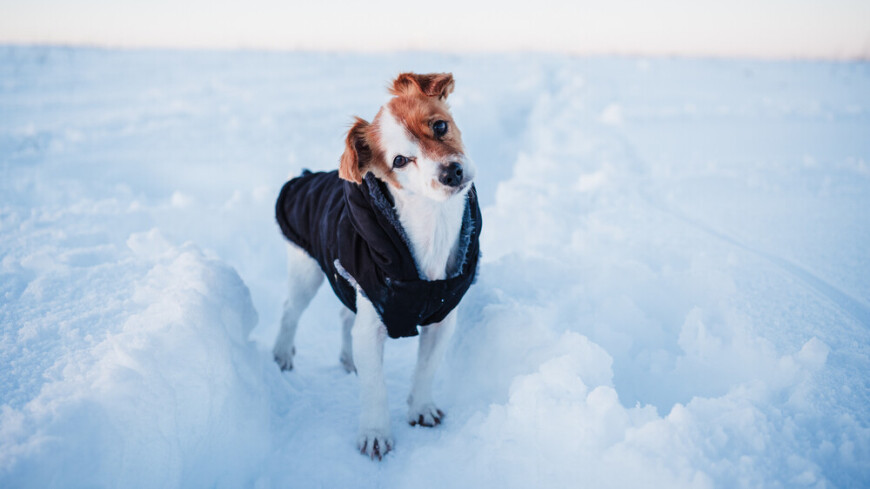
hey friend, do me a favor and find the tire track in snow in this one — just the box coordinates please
[655,202,870,329]
[607,124,870,330]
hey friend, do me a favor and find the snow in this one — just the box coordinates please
[2,47,869,488]
[2,234,269,487]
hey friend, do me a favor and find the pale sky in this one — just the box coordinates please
[1,0,869,58]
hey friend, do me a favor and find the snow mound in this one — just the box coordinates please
[1,231,269,488]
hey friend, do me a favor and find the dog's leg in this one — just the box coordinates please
[407,309,456,427]
[272,243,323,371]
[352,293,392,460]
[339,307,356,373]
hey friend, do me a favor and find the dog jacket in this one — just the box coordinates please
[275,170,481,339]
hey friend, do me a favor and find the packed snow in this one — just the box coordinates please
[1,47,869,488]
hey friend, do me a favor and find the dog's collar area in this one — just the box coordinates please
[366,174,396,207]
[360,173,477,281]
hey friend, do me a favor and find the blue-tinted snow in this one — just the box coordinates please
[1,47,868,488]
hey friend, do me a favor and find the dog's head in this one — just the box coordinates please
[339,72,475,202]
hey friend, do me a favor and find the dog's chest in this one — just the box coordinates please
[395,193,465,281]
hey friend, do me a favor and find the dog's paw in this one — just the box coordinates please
[339,350,356,374]
[357,431,393,461]
[408,403,445,427]
[273,346,296,372]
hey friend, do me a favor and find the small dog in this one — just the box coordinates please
[274,72,481,460]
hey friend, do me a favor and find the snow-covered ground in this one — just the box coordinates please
[1,47,869,488]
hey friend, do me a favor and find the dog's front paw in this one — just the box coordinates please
[273,346,295,372]
[408,403,445,427]
[357,431,393,461]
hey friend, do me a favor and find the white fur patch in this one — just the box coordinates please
[392,189,467,280]
[378,107,419,161]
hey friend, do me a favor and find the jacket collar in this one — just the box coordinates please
[346,173,479,282]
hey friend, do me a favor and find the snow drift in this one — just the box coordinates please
[1,48,869,488]
[1,230,269,487]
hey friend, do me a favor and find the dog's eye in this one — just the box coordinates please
[392,155,409,169]
[432,120,448,138]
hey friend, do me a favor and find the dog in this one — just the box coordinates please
[273,72,481,460]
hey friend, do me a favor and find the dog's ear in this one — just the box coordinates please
[390,72,455,100]
[339,117,371,184]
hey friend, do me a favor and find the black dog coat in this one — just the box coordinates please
[275,170,481,339]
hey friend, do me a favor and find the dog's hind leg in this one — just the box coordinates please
[339,307,356,373]
[273,243,323,371]
[407,309,456,427]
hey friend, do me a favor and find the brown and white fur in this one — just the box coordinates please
[272,73,476,460]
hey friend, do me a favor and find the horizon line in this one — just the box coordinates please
[4,41,869,63]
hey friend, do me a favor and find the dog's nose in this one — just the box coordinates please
[439,162,464,187]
